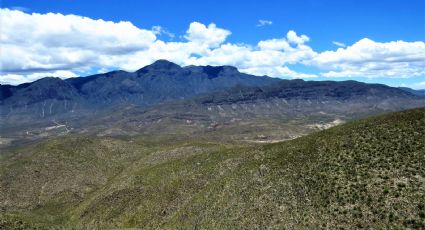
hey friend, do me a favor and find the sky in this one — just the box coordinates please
[1,0,424,88]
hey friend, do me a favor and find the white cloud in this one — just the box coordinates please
[0,70,78,85]
[256,19,272,27]
[184,22,231,48]
[258,30,311,50]
[286,30,309,45]
[310,38,425,78]
[258,38,290,51]
[0,9,310,82]
[0,8,424,85]
[413,81,425,88]
[406,81,425,90]
[184,31,317,78]
[0,8,156,74]
[241,66,317,78]
[332,41,346,47]
[256,32,316,66]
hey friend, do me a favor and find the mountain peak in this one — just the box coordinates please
[152,59,180,67]
[148,59,181,69]
[34,77,62,83]
[29,77,65,88]
[136,59,182,74]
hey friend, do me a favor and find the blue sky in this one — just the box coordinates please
[1,0,425,88]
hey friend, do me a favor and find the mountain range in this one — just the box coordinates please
[1,60,424,147]
[0,60,277,122]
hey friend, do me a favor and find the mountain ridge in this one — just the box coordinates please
[1,60,424,148]
[0,60,279,118]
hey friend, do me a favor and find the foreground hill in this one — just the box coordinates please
[1,108,424,229]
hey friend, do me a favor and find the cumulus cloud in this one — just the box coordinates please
[184,22,231,48]
[0,8,424,85]
[310,38,425,78]
[257,31,316,65]
[258,30,310,50]
[184,30,317,78]
[256,19,272,27]
[286,30,310,45]
[0,8,156,75]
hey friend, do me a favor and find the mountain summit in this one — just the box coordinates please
[137,59,183,73]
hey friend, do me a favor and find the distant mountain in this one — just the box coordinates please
[87,79,424,139]
[197,79,419,103]
[0,60,278,125]
[398,87,425,96]
[0,60,424,147]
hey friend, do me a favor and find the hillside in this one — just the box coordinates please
[1,108,424,229]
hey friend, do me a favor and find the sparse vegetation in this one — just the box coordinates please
[0,108,424,229]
